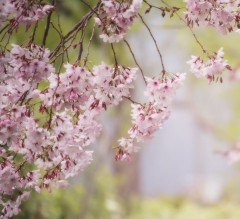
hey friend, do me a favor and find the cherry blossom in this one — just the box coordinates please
[40,63,94,111]
[0,49,137,217]
[0,0,14,25]
[96,0,142,42]
[93,64,137,107]
[187,48,231,82]
[1,192,30,219]
[1,0,239,217]
[116,73,186,161]
[0,44,54,107]
[0,0,54,27]
[185,0,240,34]
[0,156,36,219]
[144,73,186,108]
[40,63,137,111]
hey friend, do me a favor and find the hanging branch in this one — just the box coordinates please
[49,1,101,59]
[124,39,147,85]
[143,0,207,54]
[29,21,38,45]
[83,23,96,66]
[42,0,55,47]
[138,13,166,75]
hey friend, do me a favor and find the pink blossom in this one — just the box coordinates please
[116,73,186,158]
[41,64,94,111]
[0,0,14,25]
[144,73,186,108]
[93,64,137,107]
[0,44,54,107]
[187,48,231,82]
[128,103,170,141]
[1,192,30,219]
[0,0,54,28]
[96,0,142,43]
[185,0,239,34]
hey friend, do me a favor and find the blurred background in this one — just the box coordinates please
[10,0,240,218]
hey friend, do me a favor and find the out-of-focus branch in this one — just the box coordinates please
[42,0,55,47]
[138,13,166,75]
[49,1,101,60]
[124,39,147,85]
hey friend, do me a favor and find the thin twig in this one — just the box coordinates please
[111,43,118,67]
[0,24,9,35]
[76,18,90,63]
[84,23,96,66]
[146,0,207,54]
[124,96,144,107]
[29,21,38,45]
[79,0,101,17]
[124,39,147,84]
[138,13,166,74]
[49,1,101,59]
[42,0,55,47]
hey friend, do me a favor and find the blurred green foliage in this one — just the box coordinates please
[13,167,240,219]
[129,198,240,219]
[14,169,124,219]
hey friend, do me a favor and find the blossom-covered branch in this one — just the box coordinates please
[0,0,237,218]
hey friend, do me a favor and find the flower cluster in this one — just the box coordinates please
[0,44,54,106]
[0,0,54,26]
[0,155,40,219]
[0,44,54,218]
[40,64,94,111]
[0,0,13,25]
[0,42,138,218]
[187,48,231,82]
[224,143,240,164]
[2,0,234,217]
[93,64,137,106]
[40,63,137,111]
[184,0,240,34]
[220,140,240,166]
[115,73,186,161]
[95,0,142,43]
